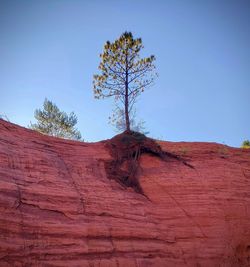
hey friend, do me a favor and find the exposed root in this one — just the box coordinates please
[104,131,194,195]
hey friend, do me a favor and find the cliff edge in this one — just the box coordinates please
[0,119,250,267]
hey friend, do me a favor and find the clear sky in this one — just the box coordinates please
[1,0,249,147]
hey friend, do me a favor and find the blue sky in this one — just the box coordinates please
[1,0,249,147]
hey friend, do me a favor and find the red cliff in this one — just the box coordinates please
[0,119,250,266]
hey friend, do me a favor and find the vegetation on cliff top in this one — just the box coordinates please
[93,31,157,132]
[29,98,82,140]
[241,140,250,149]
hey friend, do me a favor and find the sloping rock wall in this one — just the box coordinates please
[0,119,250,266]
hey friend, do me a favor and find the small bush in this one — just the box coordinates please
[241,140,250,149]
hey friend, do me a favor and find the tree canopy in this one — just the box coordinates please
[30,98,82,140]
[93,31,157,132]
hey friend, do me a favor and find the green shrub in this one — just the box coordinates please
[241,140,250,149]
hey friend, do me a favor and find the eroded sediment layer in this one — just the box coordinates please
[0,119,250,266]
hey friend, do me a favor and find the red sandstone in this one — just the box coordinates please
[0,119,250,266]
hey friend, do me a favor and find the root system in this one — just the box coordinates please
[104,131,193,194]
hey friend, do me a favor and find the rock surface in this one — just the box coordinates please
[0,119,250,267]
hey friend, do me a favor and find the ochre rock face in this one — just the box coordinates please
[0,119,250,267]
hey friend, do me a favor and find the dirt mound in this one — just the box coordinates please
[104,131,191,194]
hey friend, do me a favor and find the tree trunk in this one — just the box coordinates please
[125,82,130,132]
[125,54,130,132]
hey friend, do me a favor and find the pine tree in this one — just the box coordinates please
[93,32,157,132]
[30,98,82,140]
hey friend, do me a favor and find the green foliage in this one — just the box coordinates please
[93,31,157,131]
[29,98,82,140]
[241,140,250,149]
